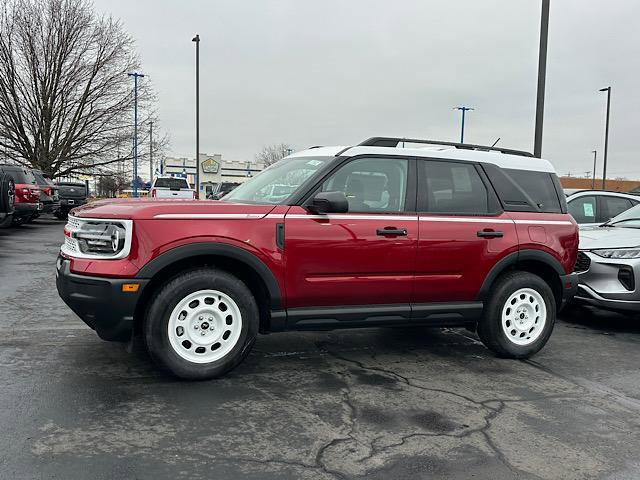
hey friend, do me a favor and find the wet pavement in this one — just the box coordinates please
[1,218,639,479]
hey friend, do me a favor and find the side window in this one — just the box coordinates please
[601,196,633,221]
[567,195,597,224]
[321,158,408,213]
[503,169,562,213]
[421,161,489,214]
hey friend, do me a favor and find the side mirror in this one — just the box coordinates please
[307,191,348,214]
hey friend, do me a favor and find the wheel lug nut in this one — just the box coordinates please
[201,331,206,336]
[199,316,203,320]
[194,325,199,330]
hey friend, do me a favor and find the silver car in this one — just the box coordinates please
[575,205,640,311]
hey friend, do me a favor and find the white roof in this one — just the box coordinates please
[288,145,556,173]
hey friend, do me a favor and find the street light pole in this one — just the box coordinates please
[599,87,611,190]
[149,121,153,184]
[591,150,597,189]
[127,72,144,197]
[192,34,200,197]
[534,0,550,158]
[454,106,474,144]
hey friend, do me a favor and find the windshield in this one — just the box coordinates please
[223,156,331,204]
[607,204,640,227]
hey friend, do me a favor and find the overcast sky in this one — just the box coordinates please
[93,0,640,179]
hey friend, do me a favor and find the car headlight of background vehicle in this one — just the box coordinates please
[62,216,133,259]
[592,248,640,259]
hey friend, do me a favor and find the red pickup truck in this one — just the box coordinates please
[57,137,578,379]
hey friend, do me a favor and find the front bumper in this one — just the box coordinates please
[574,251,640,312]
[56,256,148,341]
[559,272,579,309]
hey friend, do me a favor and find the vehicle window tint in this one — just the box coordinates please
[3,167,36,184]
[602,196,633,221]
[421,161,488,214]
[567,195,597,224]
[154,178,189,189]
[322,158,408,213]
[503,169,562,213]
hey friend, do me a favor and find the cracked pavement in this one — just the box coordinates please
[1,219,639,479]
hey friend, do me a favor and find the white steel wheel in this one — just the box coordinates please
[501,288,547,346]
[168,289,243,364]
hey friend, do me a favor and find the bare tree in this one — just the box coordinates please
[255,143,292,167]
[0,0,161,177]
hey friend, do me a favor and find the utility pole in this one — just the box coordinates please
[599,87,611,190]
[192,34,200,197]
[591,150,597,189]
[127,72,144,197]
[149,121,154,184]
[534,0,550,158]
[454,106,474,143]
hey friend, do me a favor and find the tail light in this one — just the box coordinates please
[193,191,198,199]
[151,188,156,198]
[43,187,52,196]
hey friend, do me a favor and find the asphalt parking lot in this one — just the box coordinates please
[1,219,639,480]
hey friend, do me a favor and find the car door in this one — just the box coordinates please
[414,159,518,307]
[283,156,418,317]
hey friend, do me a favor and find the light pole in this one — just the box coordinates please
[534,0,550,158]
[127,72,144,197]
[148,121,154,184]
[454,106,473,144]
[591,150,597,189]
[192,34,200,197]
[599,87,611,190]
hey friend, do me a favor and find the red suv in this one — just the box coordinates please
[57,137,579,379]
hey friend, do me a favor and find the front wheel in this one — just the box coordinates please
[477,271,556,359]
[144,268,259,380]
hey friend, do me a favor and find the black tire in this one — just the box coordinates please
[144,267,259,380]
[0,214,12,229]
[477,271,556,359]
[0,173,15,214]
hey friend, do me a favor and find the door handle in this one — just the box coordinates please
[477,229,504,238]
[377,227,407,236]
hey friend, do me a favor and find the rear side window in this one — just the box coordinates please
[484,166,562,213]
[154,178,189,189]
[420,160,489,214]
[601,196,633,221]
[567,195,597,224]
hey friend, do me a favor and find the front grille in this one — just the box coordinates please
[574,251,591,273]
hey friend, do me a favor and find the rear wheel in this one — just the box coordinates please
[144,268,259,380]
[0,173,15,215]
[477,271,556,359]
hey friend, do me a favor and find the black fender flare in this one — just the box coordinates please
[477,249,565,301]
[136,242,282,309]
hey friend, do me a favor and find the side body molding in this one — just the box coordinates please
[135,242,283,309]
[477,249,565,301]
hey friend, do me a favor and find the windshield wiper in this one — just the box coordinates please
[608,218,640,227]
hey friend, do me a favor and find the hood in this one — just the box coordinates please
[70,198,277,220]
[579,225,640,250]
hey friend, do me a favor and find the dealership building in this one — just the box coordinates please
[161,154,264,194]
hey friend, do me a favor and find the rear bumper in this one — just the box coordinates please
[56,256,148,341]
[13,202,37,219]
[56,199,87,210]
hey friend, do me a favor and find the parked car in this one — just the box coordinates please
[57,136,579,380]
[54,182,87,219]
[0,165,39,225]
[206,182,241,200]
[574,204,640,312]
[0,171,15,228]
[150,176,196,199]
[565,190,639,227]
[31,169,59,220]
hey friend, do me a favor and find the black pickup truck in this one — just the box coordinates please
[54,182,87,219]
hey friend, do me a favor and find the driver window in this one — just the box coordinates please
[321,158,408,213]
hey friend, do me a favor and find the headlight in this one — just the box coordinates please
[62,216,132,259]
[592,248,640,259]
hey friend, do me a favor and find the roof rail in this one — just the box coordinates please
[358,137,534,158]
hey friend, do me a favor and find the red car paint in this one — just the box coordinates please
[66,198,578,310]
